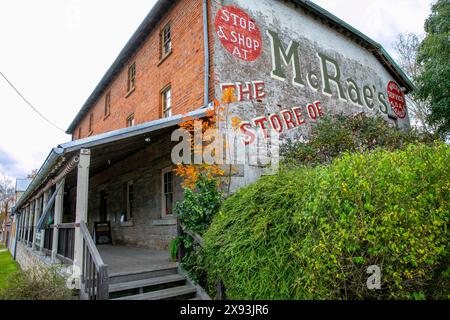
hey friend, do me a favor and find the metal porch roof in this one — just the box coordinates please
[15,106,212,211]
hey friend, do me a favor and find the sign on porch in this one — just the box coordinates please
[94,222,112,245]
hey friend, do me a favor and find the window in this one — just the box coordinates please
[162,86,172,118]
[100,190,108,222]
[126,114,135,127]
[162,168,174,216]
[127,62,136,92]
[78,127,82,139]
[104,92,111,117]
[89,113,94,133]
[122,181,134,221]
[161,23,172,57]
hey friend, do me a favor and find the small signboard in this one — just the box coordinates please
[94,222,112,245]
[35,230,42,243]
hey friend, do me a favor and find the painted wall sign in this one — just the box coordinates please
[212,0,411,191]
[266,30,391,115]
[240,101,324,145]
[215,6,262,61]
[221,81,266,101]
[387,81,407,119]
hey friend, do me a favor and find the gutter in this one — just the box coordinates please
[14,147,64,210]
[203,0,210,107]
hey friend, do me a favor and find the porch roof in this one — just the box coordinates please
[15,105,212,211]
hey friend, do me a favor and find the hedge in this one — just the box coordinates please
[203,143,450,299]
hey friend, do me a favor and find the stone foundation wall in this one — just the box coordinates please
[15,242,46,270]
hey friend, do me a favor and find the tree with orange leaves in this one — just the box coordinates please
[174,87,239,191]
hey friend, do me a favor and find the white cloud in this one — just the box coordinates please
[0,0,157,180]
[311,0,434,54]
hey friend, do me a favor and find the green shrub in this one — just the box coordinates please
[174,175,222,286]
[203,143,450,300]
[281,113,437,168]
[169,236,184,261]
[0,265,75,300]
[175,175,222,234]
[179,236,207,285]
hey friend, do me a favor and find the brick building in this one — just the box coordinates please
[67,0,215,140]
[10,0,412,300]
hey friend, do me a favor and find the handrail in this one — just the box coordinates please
[79,221,109,300]
[56,224,75,262]
[180,224,204,247]
[177,219,225,300]
[59,223,76,229]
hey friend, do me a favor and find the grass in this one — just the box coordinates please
[0,248,19,289]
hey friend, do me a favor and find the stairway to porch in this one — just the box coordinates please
[98,245,207,300]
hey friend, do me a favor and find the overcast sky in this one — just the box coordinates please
[0,0,434,182]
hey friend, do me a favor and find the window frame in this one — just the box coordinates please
[161,86,172,118]
[122,180,134,222]
[161,23,172,58]
[127,62,136,93]
[126,181,134,221]
[161,167,174,217]
[126,114,135,127]
[88,113,94,134]
[104,91,111,117]
[100,190,108,222]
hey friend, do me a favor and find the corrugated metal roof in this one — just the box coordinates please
[15,105,212,211]
[61,106,212,152]
[15,179,32,192]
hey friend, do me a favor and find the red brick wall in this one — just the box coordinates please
[72,0,215,140]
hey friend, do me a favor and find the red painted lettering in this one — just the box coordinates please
[292,107,306,125]
[281,110,297,129]
[240,122,256,145]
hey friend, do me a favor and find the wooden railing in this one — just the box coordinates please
[177,219,225,300]
[43,227,53,251]
[80,221,109,300]
[28,226,34,245]
[57,223,75,262]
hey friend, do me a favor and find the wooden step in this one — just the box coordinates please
[109,267,178,284]
[112,284,197,300]
[109,274,186,293]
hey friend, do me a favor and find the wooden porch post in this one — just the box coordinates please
[32,198,40,250]
[25,205,30,245]
[25,204,31,242]
[74,149,90,272]
[28,203,35,246]
[21,209,26,241]
[21,206,26,242]
[52,179,65,262]
[18,211,24,241]
[40,191,50,252]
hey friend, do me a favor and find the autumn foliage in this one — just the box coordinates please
[174,88,239,189]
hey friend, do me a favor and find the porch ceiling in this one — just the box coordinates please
[15,106,212,209]
[63,126,173,189]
